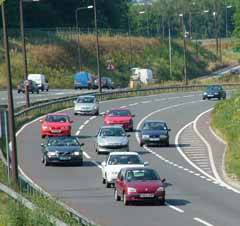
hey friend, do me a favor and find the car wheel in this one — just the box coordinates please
[123,193,129,206]
[203,97,206,100]
[165,140,170,147]
[114,189,121,201]
[41,135,45,139]
[17,90,21,94]
[95,110,99,116]
[74,112,78,116]
[79,159,83,166]
[37,90,39,94]
[140,142,144,147]
[106,182,111,188]
[102,178,106,184]
[41,87,44,92]
[158,198,165,206]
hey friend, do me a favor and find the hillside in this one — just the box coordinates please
[0,32,229,89]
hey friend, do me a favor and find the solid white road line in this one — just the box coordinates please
[193,217,215,226]
[166,202,184,213]
[83,152,91,159]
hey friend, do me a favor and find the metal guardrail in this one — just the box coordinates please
[12,83,240,226]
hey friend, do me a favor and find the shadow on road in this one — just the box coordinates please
[166,198,191,206]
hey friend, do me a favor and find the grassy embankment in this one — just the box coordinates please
[212,93,240,180]
[0,32,224,89]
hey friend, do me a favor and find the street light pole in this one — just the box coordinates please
[127,16,133,69]
[168,19,172,79]
[225,5,232,37]
[93,0,101,93]
[1,3,19,184]
[213,11,219,57]
[19,0,30,108]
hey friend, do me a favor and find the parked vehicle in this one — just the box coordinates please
[94,77,114,89]
[74,71,93,89]
[131,68,153,84]
[17,80,39,94]
[202,85,226,100]
[104,109,134,132]
[114,167,166,205]
[139,121,170,147]
[96,125,130,154]
[40,113,73,138]
[41,136,84,166]
[230,67,240,75]
[28,74,49,92]
[101,152,148,188]
[74,95,99,115]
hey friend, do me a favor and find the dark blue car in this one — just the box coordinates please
[139,121,170,147]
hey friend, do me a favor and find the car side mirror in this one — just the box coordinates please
[168,129,171,132]
[101,161,106,167]
[144,161,149,166]
[80,143,84,147]
[161,178,166,183]
[41,143,45,147]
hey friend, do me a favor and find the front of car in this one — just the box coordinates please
[102,152,146,186]
[104,109,134,131]
[74,96,99,115]
[42,137,83,166]
[97,126,129,153]
[203,85,225,100]
[41,114,72,138]
[123,168,165,205]
[140,121,170,147]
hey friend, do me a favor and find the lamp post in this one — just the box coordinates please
[75,5,93,71]
[1,3,19,184]
[213,11,219,57]
[179,13,188,85]
[139,11,150,37]
[93,0,101,93]
[168,18,172,79]
[127,15,133,69]
[225,5,232,37]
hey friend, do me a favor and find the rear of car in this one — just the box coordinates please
[40,114,72,138]
[74,72,92,89]
[17,80,39,94]
[74,96,99,115]
[28,74,49,92]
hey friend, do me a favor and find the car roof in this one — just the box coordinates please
[46,113,69,116]
[109,108,130,111]
[100,125,124,129]
[109,152,140,156]
[77,95,95,98]
[144,120,166,124]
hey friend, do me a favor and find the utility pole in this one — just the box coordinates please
[75,8,82,71]
[180,14,187,85]
[19,0,30,108]
[93,0,101,93]
[168,19,172,79]
[1,3,19,184]
[128,16,133,69]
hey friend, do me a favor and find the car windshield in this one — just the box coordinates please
[100,127,125,137]
[207,86,221,92]
[77,96,95,103]
[108,110,130,117]
[45,115,69,123]
[143,122,166,131]
[126,169,160,181]
[108,155,143,165]
[47,137,79,146]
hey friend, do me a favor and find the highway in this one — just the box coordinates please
[0,89,89,108]
[16,92,240,226]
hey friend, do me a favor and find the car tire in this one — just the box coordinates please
[106,182,111,188]
[41,135,45,139]
[158,198,165,206]
[203,97,206,100]
[95,110,99,116]
[41,87,44,92]
[74,112,78,116]
[17,90,21,94]
[79,159,83,166]
[123,193,129,206]
[114,189,121,201]
[102,178,106,184]
[140,142,144,147]
[165,140,170,147]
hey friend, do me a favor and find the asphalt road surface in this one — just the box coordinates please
[17,91,240,226]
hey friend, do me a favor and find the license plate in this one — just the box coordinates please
[208,95,214,97]
[59,156,71,161]
[150,138,160,141]
[140,194,154,198]
[51,130,61,134]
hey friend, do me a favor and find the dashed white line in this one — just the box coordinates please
[83,152,91,159]
[193,217,215,226]
[166,203,184,213]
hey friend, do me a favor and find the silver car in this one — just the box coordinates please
[96,126,130,154]
[74,95,99,115]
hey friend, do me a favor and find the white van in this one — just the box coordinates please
[131,68,153,84]
[28,74,49,92]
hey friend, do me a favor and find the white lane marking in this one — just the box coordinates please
[168,97,180,100]
[119,106,127,108]
[141,100,151,104]
[193,108,240,194]
[75,131,80,136]
[166,202,184,213]
[193,217,215,226]
[129,103,138,106]
[84,120,90,125]
[79,125,84,130]
[183,95,195,98]
[90,116,97,120]
[83,152,91,159]
[55,92,65,95]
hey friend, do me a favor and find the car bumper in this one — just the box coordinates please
[74,109,98,115]
[142,138,168,145]
[98,145,129,153]
[126,191,165,202]
[41,130,71,137]
[203,94,221,99]
[46,156,82,164]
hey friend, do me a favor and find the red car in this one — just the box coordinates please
[40,113,73,138]
[114,167,166,206]
[103,109,134,131]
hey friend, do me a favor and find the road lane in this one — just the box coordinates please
[16,92,240,226]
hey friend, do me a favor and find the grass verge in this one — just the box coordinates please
[212,92,240,180]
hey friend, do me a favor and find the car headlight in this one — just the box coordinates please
[203,92,207,95]
[214,93,219,95]
[94,105,98,109]
[157,187,165,192]
[73,151,81,156]
[47,152,56,157]
[121,140,128,146]
[42,125,49,130]
[127,187,137,193]
[142,135,150,139]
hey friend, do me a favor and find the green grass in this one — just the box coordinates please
[0,32,227,89]
[212,92,240,179]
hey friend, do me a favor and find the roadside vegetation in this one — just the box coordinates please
[212,92,240,180]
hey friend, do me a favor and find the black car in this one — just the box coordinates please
[139,121,171,147]
[94,77,114,89]
[203,85,226,100]
[41,136,84,166]
[17,80,39,94]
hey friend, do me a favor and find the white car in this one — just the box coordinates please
[74,95,99,115]
[101,152,148,188]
